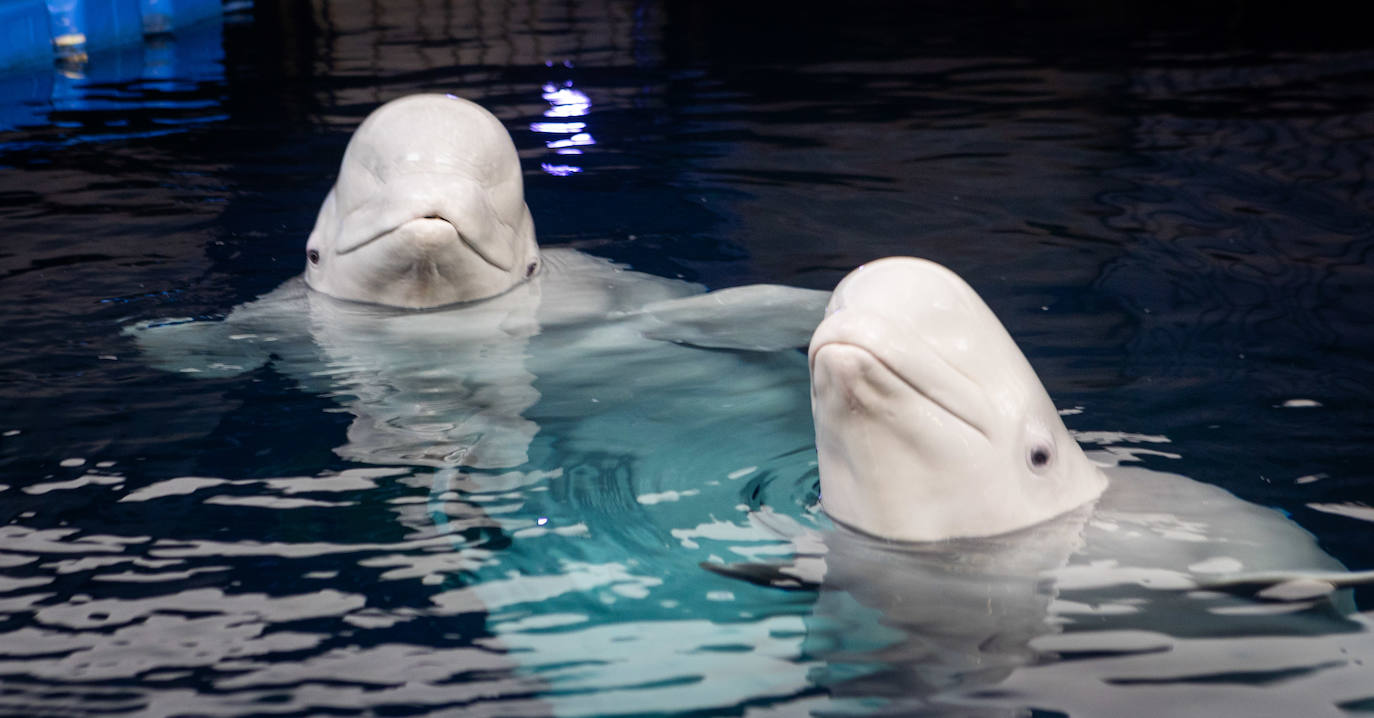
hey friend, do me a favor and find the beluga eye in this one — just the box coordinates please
[307,249,320,265]
[1027,444,1054,473]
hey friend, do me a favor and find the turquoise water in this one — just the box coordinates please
[2,2,1373,716]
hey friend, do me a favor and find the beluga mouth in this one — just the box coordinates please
[338,215,460,256]
[810,340,992,445]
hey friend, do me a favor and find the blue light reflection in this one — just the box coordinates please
[533,79,594,176]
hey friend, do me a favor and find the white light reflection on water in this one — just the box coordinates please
[534,78,596,176]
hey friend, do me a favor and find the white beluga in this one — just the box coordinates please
[304,93,539,308]
[697,254,1374,714]
[128,92,830,471]
[801,256,1373,596]
[124,92,832,713]
[809,256,1107,541]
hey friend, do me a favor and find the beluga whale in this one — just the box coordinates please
[803,255,1374,594]
[690,255,1374,715]
[808,256,1108,541]
[303,94,538,309]
[128,92,831,470]
[123,91,839,715]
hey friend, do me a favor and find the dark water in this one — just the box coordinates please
[2,1,1374,716]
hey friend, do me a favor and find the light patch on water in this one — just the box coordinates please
[2,429,19,436]
[0,554,36,568]
[59,457,86,468]
[0,526,145,555]
[613,582,653,599]
[263,468,405,493]
[1277,398,1322,408]
[1295,473,1326,484]
[0,593,54,613]
[430,561,661,615]
[1029,628,1173,654]
[671,518,775,550]
[1255,577,1336,602]
[490,612,587,633]
[34,588,364,630]
[0,576,50,593]
[1050,599,1141,616]
[486,615,813,716]
[149,535,457,559]
[91,566,231,583]
[1101,509,1210,542]
[637,489,700,505]
[44,556,181,575]
[512,522,589,539]
[1010,620,1374,715]
[204,496,357,509]
[706,590,735,601]
[1307,502,1374,524]
[441,468,558,493]
[1187,556,1244,574]
[24,472,123,495]
[210,642,537,701]
[1098,446,1184,463]
[1074,431,1172,445]
[121,468,406,504]
[531,121,586,134]
[0,616,326,681]
[121,476,228,502]
[1050,560,1197,591]
[359,550,494,582]
[342,608,415,629]
[1208,601,1318,616]
[728,466,758,480]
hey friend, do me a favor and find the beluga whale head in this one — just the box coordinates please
[304,94,539,308]
[808,257,1108,542]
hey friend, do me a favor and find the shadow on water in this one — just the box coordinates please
[1,0,1374,715]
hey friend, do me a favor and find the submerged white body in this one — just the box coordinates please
[809,257,1108,541]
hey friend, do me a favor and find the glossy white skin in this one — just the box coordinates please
[304,94,539,308]
[808,257,1108,541]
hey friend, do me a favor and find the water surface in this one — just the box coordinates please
[2,2,1373,716]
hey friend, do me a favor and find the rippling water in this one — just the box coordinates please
[2,2,1373,716]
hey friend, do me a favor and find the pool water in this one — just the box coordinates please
[2,1,1374,716]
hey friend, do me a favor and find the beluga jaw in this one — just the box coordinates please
[808,257,1107,542]
[304,93,539,309]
